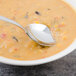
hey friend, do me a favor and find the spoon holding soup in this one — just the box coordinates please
[0,16,55,46]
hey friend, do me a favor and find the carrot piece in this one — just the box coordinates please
[59,22,65,27]
[63,36,67,40]
[0,33,6,38]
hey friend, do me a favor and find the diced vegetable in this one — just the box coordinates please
[62,36,67,40]
[12,36,18,42]
[34,21,39,24]
[0,33,6,38]
[35,11,41,15]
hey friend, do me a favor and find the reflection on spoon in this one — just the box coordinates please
[0,16,55,46]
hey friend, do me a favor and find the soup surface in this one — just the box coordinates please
[0,0,76,60]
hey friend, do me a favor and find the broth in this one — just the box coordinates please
[0,0,76,60]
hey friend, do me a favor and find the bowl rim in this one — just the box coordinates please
[0,0,76,66]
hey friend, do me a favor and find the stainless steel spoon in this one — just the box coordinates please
[0,16,55,46]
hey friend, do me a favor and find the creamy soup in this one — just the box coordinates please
[0,0,76,60]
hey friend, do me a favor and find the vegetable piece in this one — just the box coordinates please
[59,22,65,27]
[56,28,61,32]
[13,55,20,58]
[8,48,18,53]
[11,16,16,20]
[61,16,64,19]
[39,49,43,53]
[0,33,6,38]
[24,12,28,19]
[47,24,51,27]
[8,48,14,53]
[0,42,7,48]
[62,36,67,40]
[56,43,61,47]
[54,25,59,28]
[14,10,17,15]
[47,8,51,10]
[34,21,39,24]
[12,36,18,42]
[35,11,40,15]
[14,48,18,51]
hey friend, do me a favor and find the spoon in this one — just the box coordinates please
[0,16,55,46]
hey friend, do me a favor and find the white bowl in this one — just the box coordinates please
[0,0,76,66]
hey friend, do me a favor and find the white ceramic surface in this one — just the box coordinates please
[0,0,76,66]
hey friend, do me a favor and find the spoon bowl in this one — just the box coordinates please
[27,23,55,46]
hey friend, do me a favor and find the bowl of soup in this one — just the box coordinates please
[0,0,76,66]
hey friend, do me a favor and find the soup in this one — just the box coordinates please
[0,0,76,60]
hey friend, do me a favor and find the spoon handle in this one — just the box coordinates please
[0,16,25,30]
